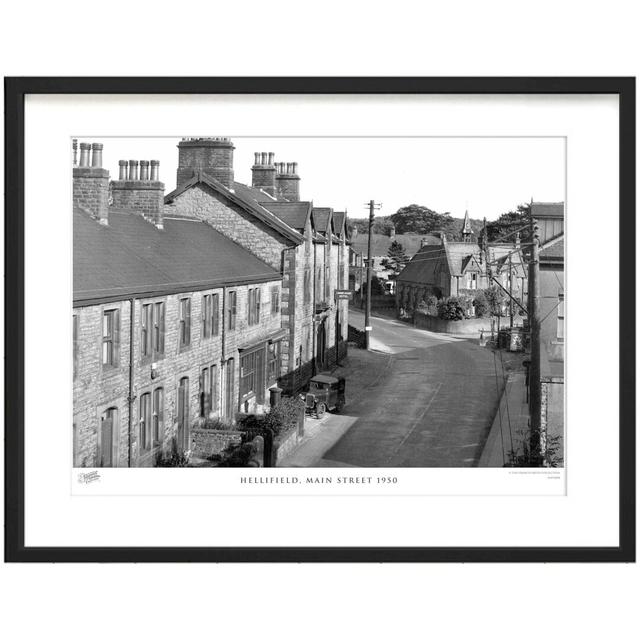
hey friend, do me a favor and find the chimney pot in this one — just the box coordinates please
[72,139,78,166]
[292,162,298,175]
[268,152,275,165]
[150,160,160,181]
[79,142,91,167]
[128,160,139,181]
[140,160,150,181]
[254,152,260,166]
[90,143,103,168]
[261,152,268,165]
[118,160,128,180]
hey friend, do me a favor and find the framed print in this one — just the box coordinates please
[4,77,635,562]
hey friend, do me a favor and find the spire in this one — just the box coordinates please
[461,209,473,242]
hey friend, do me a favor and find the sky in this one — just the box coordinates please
[79,136,565,222]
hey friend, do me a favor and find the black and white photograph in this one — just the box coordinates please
[72,135,565,470]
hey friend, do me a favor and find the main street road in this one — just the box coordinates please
[286,310,506,468]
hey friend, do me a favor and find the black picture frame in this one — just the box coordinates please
[4,77,635,563]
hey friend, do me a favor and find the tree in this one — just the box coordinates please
[390,204,455,235]
[486,203,531,244]
[347,216,395,236]
[381,240,409,275]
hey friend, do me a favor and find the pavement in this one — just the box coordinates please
[279,309,512,468]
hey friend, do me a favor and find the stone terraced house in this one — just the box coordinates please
[162,139,350,395]
[73,142,285,468]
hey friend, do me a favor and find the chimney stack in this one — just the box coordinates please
[276,160,300,201]
[251,150,277,197]
[73,141,109,225]
[111,158,165,227]
[176,137,235,189]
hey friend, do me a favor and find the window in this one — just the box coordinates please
[102,308,120,367]
[139,392,151,452]
[73,315,78,379]
[325,266,331,300]
[99,407,117,467]
[248,288,261,325]
[202,293,220,339]
[557,293,565,341]
[152,387,164,445]
[153,302,165,354]
[227,291,237,330]
[240,347,265,401]
[211,294,219,336]
[270,286,280,315]
[141,303,153,357]
[179,298,191,348]
[200,364,218,417]
[470,273,477,290]
[268,341,281,383]
[303,269,311,304]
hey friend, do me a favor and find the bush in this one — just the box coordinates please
[473,290,490,318]
[155,440,191,467]
[235,397,304,437]
[265,396,303,436]
[214,442,256,467]
[437,296,469,320]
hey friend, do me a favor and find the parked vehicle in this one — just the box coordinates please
[302,374,346,418]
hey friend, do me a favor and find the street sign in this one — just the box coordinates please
[334,289,354,301]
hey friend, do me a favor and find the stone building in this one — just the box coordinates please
[396,231,527,316]
[532,201,565,460]
[162,138,349,393]
[73,143,284,467]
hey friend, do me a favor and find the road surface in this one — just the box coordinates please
[283,310,505,467]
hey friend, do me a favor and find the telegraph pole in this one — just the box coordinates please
[509,253,514,329]
[528,221,542,465]
[364,199,381,349]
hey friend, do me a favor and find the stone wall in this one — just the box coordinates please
[73,279,283,467]
[413,312,492,335]
[73,167,109,223]
[190,429,243,459]
[111,181,164,219]
[164,183,287,268]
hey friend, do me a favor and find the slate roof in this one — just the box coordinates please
[540,238,564,261]
[312,207,332,234]
[74,208,281,306]
[258,201,313,233]
[531,202,564,218]
[398,240,526,285]
[332,211,346,237]
[396,244,447,284]
[164,171,303,244]
[350,233,440,258]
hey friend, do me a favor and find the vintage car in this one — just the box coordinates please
[302,374,346,418]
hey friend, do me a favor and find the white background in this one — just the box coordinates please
[1,2,638,640]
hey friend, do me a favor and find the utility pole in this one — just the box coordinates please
[509,253,514,329]
[528,221,542,465]
[364,199,381,349]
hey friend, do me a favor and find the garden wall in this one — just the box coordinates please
[413,312,492,335]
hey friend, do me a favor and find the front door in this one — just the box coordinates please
[99,408,115,467]
[177,377,189,451]
[316,320,326,370]
[225,358,235,421]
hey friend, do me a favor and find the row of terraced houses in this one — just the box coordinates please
[73,138,350,467]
